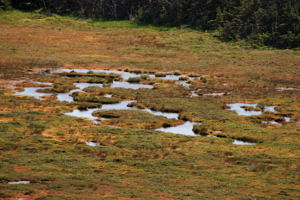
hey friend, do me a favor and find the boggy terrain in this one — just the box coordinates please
[0,11,300,200]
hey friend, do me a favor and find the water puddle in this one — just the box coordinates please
[64,101,135,120]
[190,91,199,97]
[232,140,256,145]
[101,100,136,110]
[203,92,226,97]
[141,108,179,119]
[276,87,300,91]
[175,81,191,88]
[74,82,104,90]
[57,89,81,102]
[15,87,52,100]
[104,94,113,98]
[261,121,282,126]
[156,122,198,136]
[284,117,292,123]
[64,108,100,120]
[111,81,153,89]
[227,103,276,116]
[264,106,276,112]
[160,74,182,81]
[85,141,99,147]
[32,81,53,86]
[8,181,30,185]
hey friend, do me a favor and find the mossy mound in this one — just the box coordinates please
[92,110,183,129]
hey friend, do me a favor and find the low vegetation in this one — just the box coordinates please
[93,110,183,129]
[0,10,299,200]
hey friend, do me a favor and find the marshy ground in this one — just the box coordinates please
[0,10,300,200]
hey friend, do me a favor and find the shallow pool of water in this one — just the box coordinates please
[15,87,52,100]
[32,81,53,86]
[276,87,300,91]
[261,121,282,126]
[227,103,277,116]
[104,94,113,98]
[263,106,276,113]
[111,81,153,89]
[74,82,104,90]
[85,141,99,147]
[141,108,179,119]
[101,100,136,110]
[227,103,262,116]
[232,140,256,145]
[64,100,136,120]
[190,91,199,97]
[161,74,181,81]
[156,121,199,136]
[8,181,30,185]
[64,108,100,120]
[57,89,81,102]
[203,92,225,97]
[284,117,292,123]
[175,81,191,88]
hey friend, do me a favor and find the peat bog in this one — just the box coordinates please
[0,10,300,200]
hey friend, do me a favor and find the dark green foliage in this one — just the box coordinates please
[0,0,11,10]
[6,0,300,48]
[216,0,300,48]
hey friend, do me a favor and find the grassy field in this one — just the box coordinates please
[0,10,300,200]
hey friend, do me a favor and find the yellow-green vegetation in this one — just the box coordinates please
[133,97,237,122]
[93,110,183,129]
[0,10,300,200]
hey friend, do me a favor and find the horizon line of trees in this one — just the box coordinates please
[1,0,299,48]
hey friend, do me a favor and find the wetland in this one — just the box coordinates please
[0,10,299,200]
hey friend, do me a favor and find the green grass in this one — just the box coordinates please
[0,10,174,30]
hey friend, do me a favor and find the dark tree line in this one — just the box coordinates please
[1,0,299,48]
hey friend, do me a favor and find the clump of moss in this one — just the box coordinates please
[179,112,203,122]
[179,76,189,81]
[188,73,201,78]
[52,81,76,93]
[141,75,149,80]
[241,106,262,112]
[92,110,183,129]
[127,77,141,83]
[193,125,209,136]
[76,102,102,110]
[155,73,167,77]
